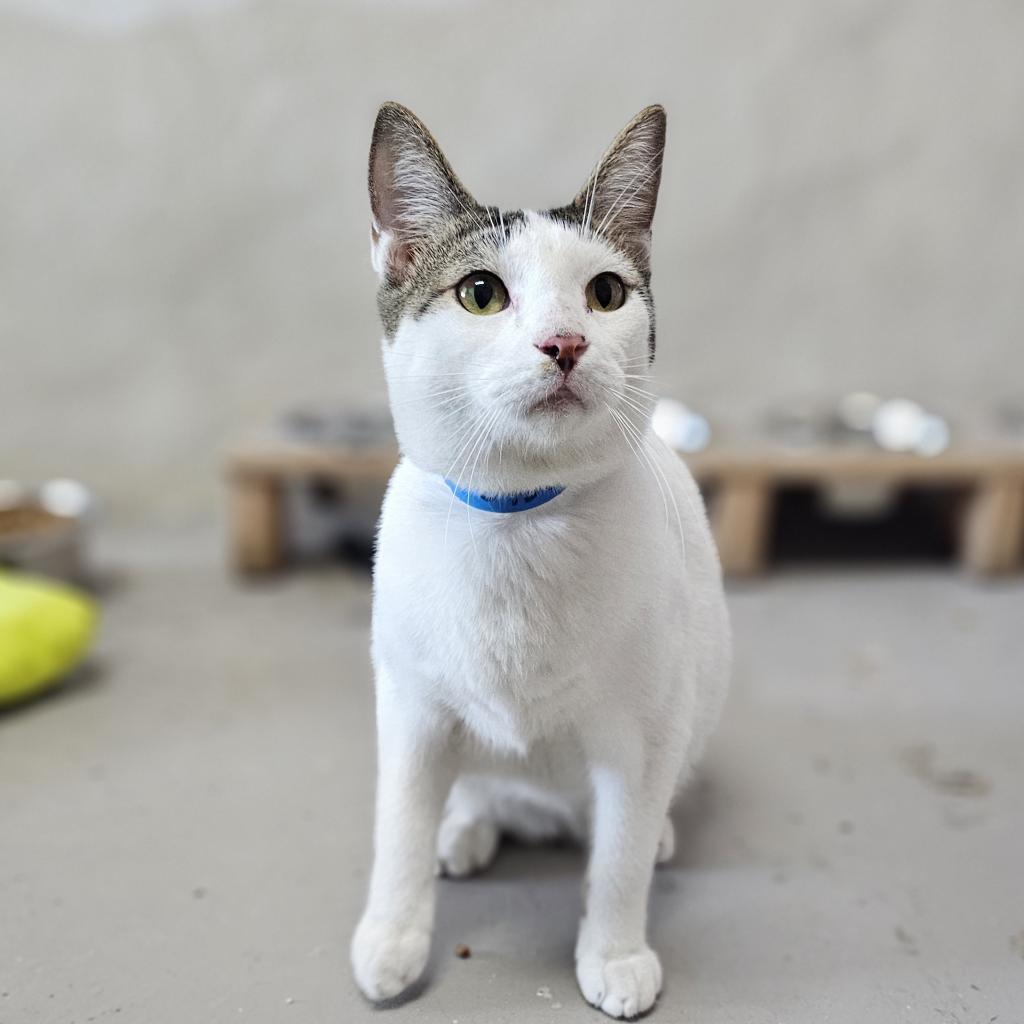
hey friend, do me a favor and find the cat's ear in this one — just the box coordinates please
[368,102,478,281]
[572,105,666,251]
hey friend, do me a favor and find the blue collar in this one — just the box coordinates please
[444,479,565,513]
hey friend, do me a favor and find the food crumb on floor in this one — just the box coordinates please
[454,943,471,959]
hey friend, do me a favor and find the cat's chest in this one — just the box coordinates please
[419,520,600,746]
[436,522,587,680]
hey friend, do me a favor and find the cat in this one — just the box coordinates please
[351,101,731,1020]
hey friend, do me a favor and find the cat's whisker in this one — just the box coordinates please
[442,404,495,483]
[619,383,658,403]
[384,356,492,367]
[641,433,687,566]
[463,406,502,555]
[384,374,494,387]
[483,204,498,239]
[443,404,501,551]
[615,371,657,389]
[582,144,607,235]
[595,381,655,421]
[385,400,469,421]
[608,391,653,422]
[385,354,496,367]
[587,166,601,232]
[386,384,470,402]
[443,412,489,551]
[614,376,655,391]
[610,407,677,556]
[387,391,470,409]
[385,381,491,390]
[382,360,497,376]
[649,431,701,553]
[431,401,476,427]
[615,407,687,565]
[581,164,598,236]
[446,405,502,556]
[605,403,671,536]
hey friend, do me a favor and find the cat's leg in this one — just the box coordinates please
[437,778,500,878]
[656,816,675,865]
[575,722,680,1019]
[351,682,457,1002]
[437,775,580,877]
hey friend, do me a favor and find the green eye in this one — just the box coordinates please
[586,272,626,312]
[456,272,508,315]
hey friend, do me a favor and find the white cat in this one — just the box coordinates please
[351,101,731,1019]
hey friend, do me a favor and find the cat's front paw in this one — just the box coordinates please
[351,914,431,1002]
[576,945,663,1019]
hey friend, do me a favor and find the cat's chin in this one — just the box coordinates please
[527,384,585,415]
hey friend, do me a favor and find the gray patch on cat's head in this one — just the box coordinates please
[550,104,666,359]
[376,207,525,338]
[368,102,666,355]
[541,202,658,360]
[369,102,524,338]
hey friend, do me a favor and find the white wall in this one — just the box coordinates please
[3,0,1022,525]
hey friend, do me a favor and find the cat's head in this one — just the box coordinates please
[368,101,665,493]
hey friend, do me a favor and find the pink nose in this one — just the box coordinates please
[534,333,588,375]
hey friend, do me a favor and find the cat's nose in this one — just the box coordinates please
[534,333,588,375]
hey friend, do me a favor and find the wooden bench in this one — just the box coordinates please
[225,438,1024,577]
[693,445,1024,575]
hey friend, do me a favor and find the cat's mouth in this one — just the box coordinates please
[529,381,584,414]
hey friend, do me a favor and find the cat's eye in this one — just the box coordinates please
[456,271,509,316]
[585,272,626,312]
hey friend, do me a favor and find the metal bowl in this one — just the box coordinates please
[0,479,93,583]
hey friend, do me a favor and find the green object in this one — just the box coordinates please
[0,571,98,706]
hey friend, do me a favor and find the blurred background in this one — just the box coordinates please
[2,2,1023,1023]
[4,0,1023,526]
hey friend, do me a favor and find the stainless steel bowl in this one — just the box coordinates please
[0,479,93,583]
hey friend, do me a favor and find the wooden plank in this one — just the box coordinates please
[226,441,399,482]
[223,436,1024,577]
[960,477,1024,575]
[710,477,774,576]
[686,446,1024,483]
[226,439,1024,487]
[229,475,285,573]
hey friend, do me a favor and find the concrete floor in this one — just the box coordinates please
[2,533,1023,1024]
